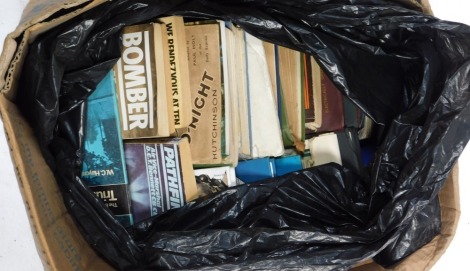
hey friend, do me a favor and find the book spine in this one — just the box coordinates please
[114,24,160,139]
[274,45,282,125]
[126,141,188,223]
[304,55,315,123]
[183,23,223,165]
[219,21,230,157]
[244,32,254,157]
[316,70,345,133]
[160,17,192,129]
[153,23,174,136]
[81,72,133,227]
[159,143,185,210]
[143,143,165,217]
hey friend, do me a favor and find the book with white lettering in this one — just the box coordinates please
[114,23,175,139]
[157,16,192,132]
[124,137,198,223]
[81,71,133,227]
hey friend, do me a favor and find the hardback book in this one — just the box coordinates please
[182,20,225,165]
[194,166,238,187]
[277,45,304,147]
[244,32,284,158]
[124,137,198,224]
[305,128,362,175]
[81,71,133,227]
[307,58,345,134]
[305,56,323,131]
[304,56,320,128]
[114,23,175,139]
[157,16,192,132]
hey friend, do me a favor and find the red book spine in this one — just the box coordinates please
[316,71,344,133]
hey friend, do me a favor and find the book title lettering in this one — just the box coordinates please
[163,146,183,208]
[82,169,115,177]
[145,145,163,212]
[116,31,154,131]
[94,190,118,203]
[183,70,219,161]
[165,22,182,126]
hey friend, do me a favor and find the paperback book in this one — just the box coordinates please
[238,31,284,159]
[158,16,193,132]
[114,23,174,139]
[124,138,198,223]
[81,71,133,227]
[182,20,240,166]
[182,20,223,165]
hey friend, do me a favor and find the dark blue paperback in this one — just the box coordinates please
[81,71,133,227]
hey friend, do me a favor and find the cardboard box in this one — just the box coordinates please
[0,0,459,270]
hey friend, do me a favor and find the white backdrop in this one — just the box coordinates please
[0,0,468,270]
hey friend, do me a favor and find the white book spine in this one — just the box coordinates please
[245,32,284,158]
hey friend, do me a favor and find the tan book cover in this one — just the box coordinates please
[114,23,173,139]
[153,23,175,136]
[183,22,223,165]
[158,16,192,131]
[263,41,278,105]
[223,23,240,166]
[278,45,303,143]
[232,26,251,158]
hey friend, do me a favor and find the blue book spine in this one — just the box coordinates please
[81,71,133,227]
[235,158,275,183]
[236,155,303,183]
[274,155,303,177]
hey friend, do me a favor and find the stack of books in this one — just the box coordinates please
[80,16,375,226]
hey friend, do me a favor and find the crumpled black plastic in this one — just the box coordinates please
[14,0,470,270]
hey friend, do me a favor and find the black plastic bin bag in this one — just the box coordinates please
[14,0,470,270]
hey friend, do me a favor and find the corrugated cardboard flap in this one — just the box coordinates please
[352,165,460,271]
[0,94,113,270]
[0,0,107,99]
